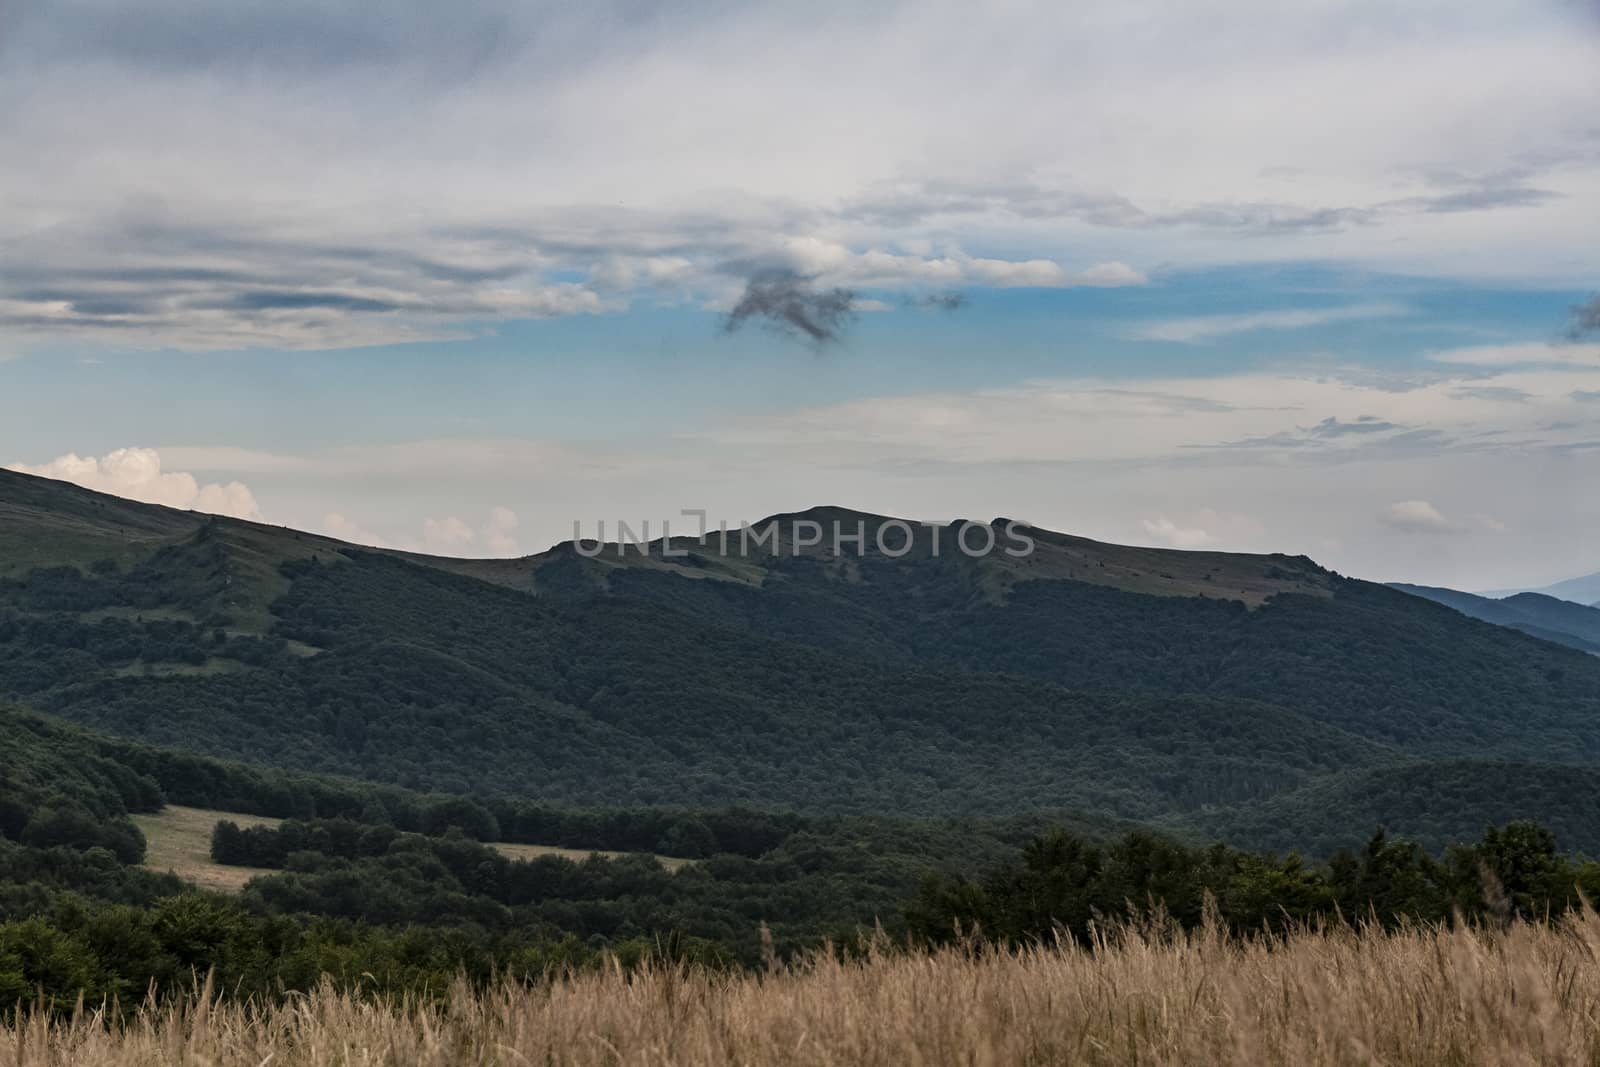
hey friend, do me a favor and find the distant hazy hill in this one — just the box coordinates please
[1389,583,1600,655]
[4,467,1600,852]
[1482,570,1600,607]
[1538,572,1600,605]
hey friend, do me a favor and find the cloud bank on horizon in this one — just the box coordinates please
[7,448,261,521]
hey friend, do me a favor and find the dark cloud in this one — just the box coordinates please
[1206,415,1429,453]
[0,212,618,348]
[0,200,1070,351]
[1410,186,1555,214]
[918,292,966,311]
[1163,204,1379,231]
[722,272,856,347]
[1568,295,1600,339]
[1309,416,1399,437]
[10,289,162,317]
[0,0,708,86]
[222,291,406,313]
[0,1,495,84]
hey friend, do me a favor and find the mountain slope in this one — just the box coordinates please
[4,468,1600,850]
[555,537,1600,759]
[17,548,1397,816]
[1390,583,1600,654]
[0,703,164,862]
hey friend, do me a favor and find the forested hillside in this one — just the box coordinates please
[3,468,1600,854]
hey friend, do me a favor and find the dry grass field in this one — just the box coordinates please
[491,840,694,871]
[132,805,690,892]
[6,911,1600,1066]
[131,804,282,892]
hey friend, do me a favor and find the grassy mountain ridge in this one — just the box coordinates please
[0,469,1338,615]
[529,504,1334,608]
[3,468,1600,851]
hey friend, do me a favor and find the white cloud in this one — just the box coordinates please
[1141,517,1215,548]
[1428,342,1600,366]
[421,508,522,557]
[1141,510,1266,548]
[7,447,262,520]
[1069,261,1149,287]
[481,506,521,557]
[590,255,697,293]
[1380,499,1458,532]
[321,512,391,549]
[422,515,477,555]
[193,482,262,520]
[760,238,1145,292]
[1129,302,1408,343]
[1378,499,1503,535]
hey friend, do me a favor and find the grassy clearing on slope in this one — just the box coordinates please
[7,911,1600,1065]
[133,805,691,892]
[132,805,281,892]
[490,840,694,871]
[110,657,248,678]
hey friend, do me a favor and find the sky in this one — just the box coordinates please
[2,0,1599,590]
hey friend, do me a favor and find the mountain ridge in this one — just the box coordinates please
[0,467,1336,611]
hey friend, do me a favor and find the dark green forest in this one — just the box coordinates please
[5,697,1596,1015]
[4,791,1598,1015]
[4,502,1599,852]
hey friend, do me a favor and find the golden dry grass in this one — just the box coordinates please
[490,840,694,871]
[8,911,1600,1066]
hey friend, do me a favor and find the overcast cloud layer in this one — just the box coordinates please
[1,0,1597,351]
